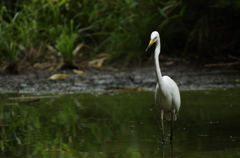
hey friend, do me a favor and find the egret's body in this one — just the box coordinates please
[146,31,181,143]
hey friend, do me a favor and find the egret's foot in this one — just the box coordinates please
[162,140,165,145]
[162,136,165,145]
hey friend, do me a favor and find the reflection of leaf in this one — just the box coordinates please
[48,74,70,80]
[73,69,84,75]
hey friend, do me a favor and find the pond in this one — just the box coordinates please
[0,88,240,158]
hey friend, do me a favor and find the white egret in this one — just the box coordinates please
[146,31,181,143]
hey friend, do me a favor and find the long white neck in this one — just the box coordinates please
[154,36,163,85]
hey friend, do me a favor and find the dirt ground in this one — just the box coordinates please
[0,61,239,94]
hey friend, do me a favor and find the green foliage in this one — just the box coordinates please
[56,20,78,65]
[0,0,239,70]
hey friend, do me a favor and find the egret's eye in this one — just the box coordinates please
[153,37,157,42]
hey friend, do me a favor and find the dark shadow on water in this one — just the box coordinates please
[0,88,240,157]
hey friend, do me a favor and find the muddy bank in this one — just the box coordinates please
[0,63,239,94]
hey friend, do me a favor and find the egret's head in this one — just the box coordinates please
[145,31,159,52]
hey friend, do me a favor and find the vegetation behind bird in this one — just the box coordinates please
[0,0,239,72]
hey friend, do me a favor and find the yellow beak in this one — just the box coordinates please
[145,38,156,52]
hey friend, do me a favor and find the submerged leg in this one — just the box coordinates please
[170,109,176,141]
[161,110,165,144]
[162,142,165,157]
[170,139,174,158]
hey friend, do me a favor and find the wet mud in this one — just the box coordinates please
[0,63,239,94]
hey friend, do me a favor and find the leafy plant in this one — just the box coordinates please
[0,0,240,72]
[56,21,78,65]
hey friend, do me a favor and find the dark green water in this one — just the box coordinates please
[0,89,240,158]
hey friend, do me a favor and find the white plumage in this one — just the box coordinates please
[146,31,181,143]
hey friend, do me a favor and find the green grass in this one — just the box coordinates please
[0,0,239,72]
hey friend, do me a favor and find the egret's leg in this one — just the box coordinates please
[161,110,165,144]
[170,139,174,157]
[170,109,175,141]
[162,142,165,157]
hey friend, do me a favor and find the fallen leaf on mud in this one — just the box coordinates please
[88,57,108,67]
[48,74,70,80]
[88,54,110,67]
[73,69,84,75]
[0,80,15,86]
[34,62,52,69]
